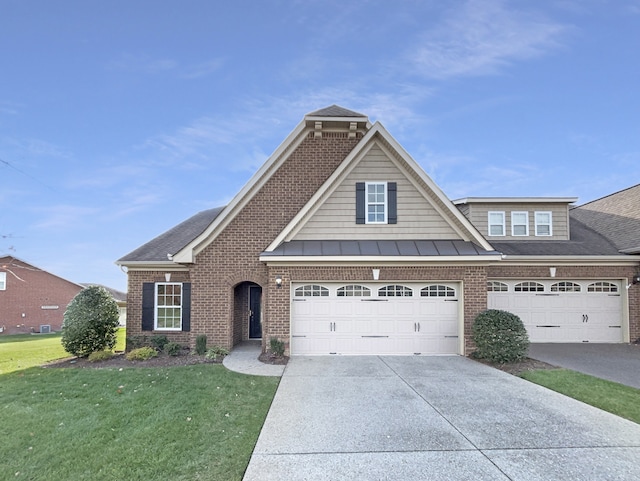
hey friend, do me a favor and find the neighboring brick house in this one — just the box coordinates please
[0,256,84,335]
[117,106,640,355]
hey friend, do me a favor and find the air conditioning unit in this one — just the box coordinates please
[40,325,51,334]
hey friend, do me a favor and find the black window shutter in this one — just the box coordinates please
[181,283,191,332]
[356,182,365,224]
[388,182,397,224]
[142,283,155,331]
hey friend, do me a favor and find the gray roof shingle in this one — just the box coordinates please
[118,207,225,263]
[490,217,621,256]
[307,105,366,118]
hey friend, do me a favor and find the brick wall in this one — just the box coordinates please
[0,257,83,335]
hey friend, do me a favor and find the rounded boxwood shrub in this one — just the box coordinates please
[126,347,158,361]
[88,350,115,363]
[61,285,120,358]
[472,309,529,363]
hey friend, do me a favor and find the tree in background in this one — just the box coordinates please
[62,285,119,357]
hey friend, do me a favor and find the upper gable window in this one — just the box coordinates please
[355,182,397,225]
[0,272,6,290]
[511,212,529,236]
[488,211,505,236]
[535,212,552,236]
[378,285,413,297]
[337,285,371,296]
[295,285,329,297]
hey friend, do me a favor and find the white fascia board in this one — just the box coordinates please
[305,115,370,126]
[172,120,308,263]
[493,255,640,266]
[453,197,579,205]
[260,255,503,264]
[116,261,190,271]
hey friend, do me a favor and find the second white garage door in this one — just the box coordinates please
[291,282,461,355]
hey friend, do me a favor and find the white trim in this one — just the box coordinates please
[488,211,506,236]
[260,254,503,264]
[535,211,553,236]
[511,211,529,236]
[453,197,578,204]
[154,282,183,331]
[365,181,387,224]
[0,271,6,290]
[491,255,640,266]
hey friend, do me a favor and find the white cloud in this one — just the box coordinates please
[408,0,571,79]
[32,204,100,230]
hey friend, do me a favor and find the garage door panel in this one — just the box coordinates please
[488,280,623,343]
[291,282,461,355]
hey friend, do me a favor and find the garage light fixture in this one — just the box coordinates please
[275,275,283,288]
[633,274,640,285]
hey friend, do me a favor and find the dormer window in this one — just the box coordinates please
[355,182,397,225]
[535,212,552,236]
[511,212,529,236]
[488,211,505,236]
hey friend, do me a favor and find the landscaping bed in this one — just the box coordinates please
[44,351,220,369]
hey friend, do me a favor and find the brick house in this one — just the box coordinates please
[0,256,84,335]
[117,106,640,355]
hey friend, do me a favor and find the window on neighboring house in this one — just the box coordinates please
[535,212,552,236]
[142,282,191,332]
[355,182,397,225]
[0,272,6,290]
[488,211,505,236]
[511,212,529,236]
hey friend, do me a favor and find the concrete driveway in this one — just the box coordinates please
[243,356,640,481]
[529,343,640,389]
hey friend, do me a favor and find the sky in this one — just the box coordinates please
[1,0,639,292]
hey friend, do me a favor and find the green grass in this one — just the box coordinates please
[0,328,127,375]
[0,365,279,480]
[521,369,640,424]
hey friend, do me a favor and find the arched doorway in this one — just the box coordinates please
[233,281,262,344]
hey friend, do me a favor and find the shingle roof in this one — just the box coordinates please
[571,183,640,253]
[489,217,621,256]
[118,207,225,263]
[307,105,366,118]
[262,239,496,257]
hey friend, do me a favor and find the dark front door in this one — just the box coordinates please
[249,286,262,339]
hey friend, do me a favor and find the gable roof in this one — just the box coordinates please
[306,105,367,119]
[0,255,85,289]
[571,183,640,254]
[117,206,225,264]
[263,121,495,254]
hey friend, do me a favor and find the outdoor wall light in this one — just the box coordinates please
[275,275,283,288]
[633,274,640,285]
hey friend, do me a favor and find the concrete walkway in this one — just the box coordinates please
[222,341,285,377]
[244,356,640,481]
[529,343,640,389]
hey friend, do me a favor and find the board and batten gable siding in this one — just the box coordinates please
[464,202,570,240]
[294,143,461,240]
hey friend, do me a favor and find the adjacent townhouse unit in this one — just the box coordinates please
[0,256,84,335]
[117,106,640,355]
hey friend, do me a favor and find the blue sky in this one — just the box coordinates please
[1,0,639,292]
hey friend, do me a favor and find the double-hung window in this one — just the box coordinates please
[488,211,505,236]
[535,211,552,236]
[142,282,191,332]
[511,211,529,236]
[355,182,397,224]
[366,182,387,224]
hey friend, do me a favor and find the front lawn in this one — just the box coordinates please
[521,369,640,424]
[0,328,126,375]
[0,364,279,480]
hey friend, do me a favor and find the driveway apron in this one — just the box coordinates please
[243,356,640,481]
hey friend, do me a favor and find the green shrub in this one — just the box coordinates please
[472,309,529,363]
[150,335,169,351]
[61,286,120,357]
[126,335,147,349]
[195,335,207,355]
[269,337,285,357]
[125,347,158,361]
[165,342,182,357]
[205,346,229,361]
[87,350,114,363]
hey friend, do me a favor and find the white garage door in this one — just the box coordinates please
[487,280,623,343]
[291,282,460,355]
